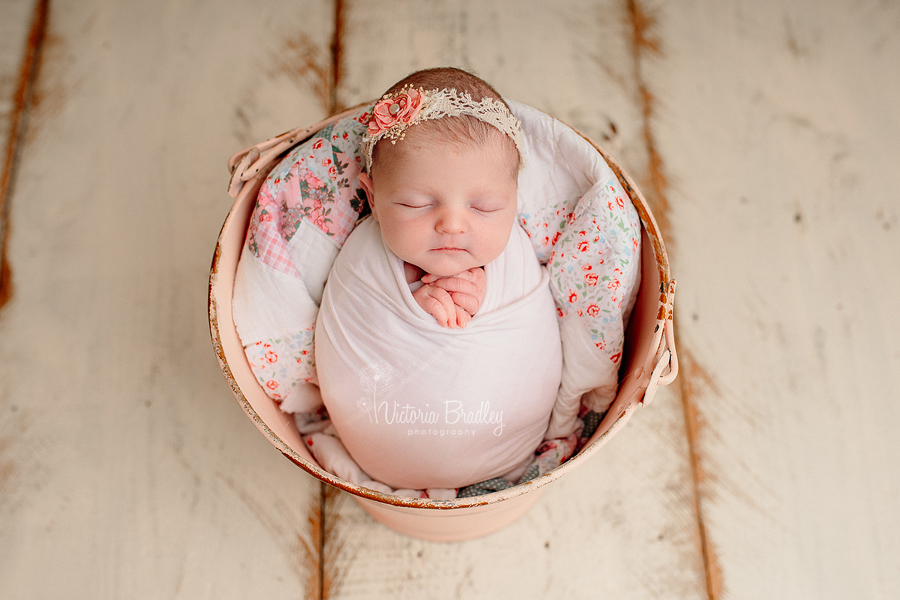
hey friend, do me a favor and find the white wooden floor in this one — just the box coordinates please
[1,1,897,598]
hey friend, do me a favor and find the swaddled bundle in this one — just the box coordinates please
[316,217,562,490]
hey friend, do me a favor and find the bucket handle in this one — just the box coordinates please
[227,126,307,198]
[642,280,678,406]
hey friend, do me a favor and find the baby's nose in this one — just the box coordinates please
[436,208,466,234]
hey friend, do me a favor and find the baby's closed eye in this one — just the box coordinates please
[471,203,504,213]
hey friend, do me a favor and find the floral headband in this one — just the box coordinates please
[361,86,525,171]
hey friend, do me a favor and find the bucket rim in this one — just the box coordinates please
[208,100,674,510]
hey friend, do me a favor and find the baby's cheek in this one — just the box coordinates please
[382,225,418,263]
[483,225,514,263]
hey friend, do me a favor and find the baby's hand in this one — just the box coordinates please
[415,268,486,328]
[421,268,486,317]
[412,284,472,328]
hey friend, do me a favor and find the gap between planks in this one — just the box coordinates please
[316,2,347,599]
[0,0,47,312]
[625,0,722,598]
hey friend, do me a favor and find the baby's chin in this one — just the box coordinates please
[414,252,483,278]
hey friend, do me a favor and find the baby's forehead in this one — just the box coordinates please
[374,121,519,174]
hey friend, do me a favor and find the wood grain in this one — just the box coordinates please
[642,0,900,597]
[0,0,43,310]
[0,1,335,597]
[0,0,36,173]
[326,2,708,598]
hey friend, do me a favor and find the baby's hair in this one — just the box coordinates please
[370,67,519,177]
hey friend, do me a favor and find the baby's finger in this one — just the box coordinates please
[421,268,485,283]
[455,305,472,328]
[421,269,477,284]
[429,276,477,296]
[466,267,487,295]
[426,297,450,327]
[424,285,457,328]
[413,285,448,327]
[450,292,479,316]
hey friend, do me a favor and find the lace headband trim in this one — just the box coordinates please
[361,86,524,171]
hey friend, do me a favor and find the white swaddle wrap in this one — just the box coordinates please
[315,217,562,490]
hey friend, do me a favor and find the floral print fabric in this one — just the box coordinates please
[241,111,371,400]
[519,174,641,366]
[243,328,317,401]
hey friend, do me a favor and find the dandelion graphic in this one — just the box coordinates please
[358,361,401,424]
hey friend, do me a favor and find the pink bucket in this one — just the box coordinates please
[208,104,678,542]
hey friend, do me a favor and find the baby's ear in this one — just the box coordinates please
[358,172,378,221]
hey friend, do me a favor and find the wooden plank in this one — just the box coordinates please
[641,0,900,597]
[0,0,40,308]
[0,0,336,598]
[0,0,35,165]
[324,2,708,598]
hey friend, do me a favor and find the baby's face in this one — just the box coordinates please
[359,132,518,278]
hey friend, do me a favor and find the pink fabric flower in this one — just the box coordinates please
[367,89,425,135]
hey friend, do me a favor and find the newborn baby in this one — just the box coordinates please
[315,68,563,490]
